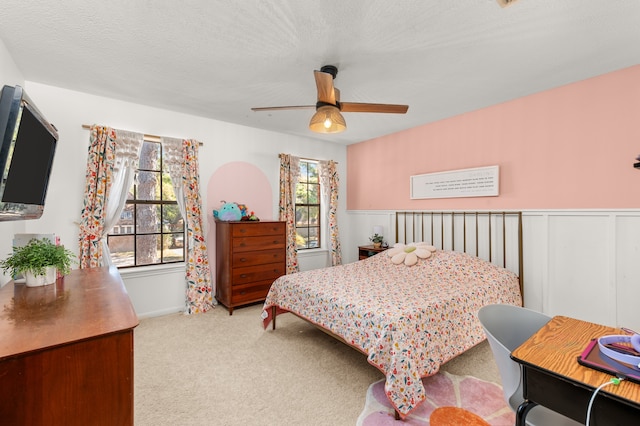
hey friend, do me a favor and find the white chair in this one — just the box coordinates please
[478,304,582,426]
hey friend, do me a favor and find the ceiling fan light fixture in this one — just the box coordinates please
[309,105,346,134]
[497,0,519,7]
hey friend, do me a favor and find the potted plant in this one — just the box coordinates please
[369,233,384,249]
[0,238,76,287]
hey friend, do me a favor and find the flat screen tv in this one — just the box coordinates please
[0,85,58,221]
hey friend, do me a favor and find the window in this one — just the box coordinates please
[107,140,185,267]
[295,160,321,250]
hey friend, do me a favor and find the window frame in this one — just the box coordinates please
[106,139,185,268]
[295,159,322,251]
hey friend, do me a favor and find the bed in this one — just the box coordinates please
[261,211,523,419]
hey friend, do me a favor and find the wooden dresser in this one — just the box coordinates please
[0,267,139,425]
[215,220,286,314]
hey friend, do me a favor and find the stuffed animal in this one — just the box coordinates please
[213,201,243,221]
[386,242,437,266]
[240,210,260,221]
[236,203,248,218]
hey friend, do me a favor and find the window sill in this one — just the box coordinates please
[117,262,185,279]
[297,248,328,257]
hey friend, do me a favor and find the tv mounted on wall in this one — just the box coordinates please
[0,85,58,221]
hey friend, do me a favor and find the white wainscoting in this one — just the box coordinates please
[346,210,640,331]
[298,248,330,272]
[119,263,187,318]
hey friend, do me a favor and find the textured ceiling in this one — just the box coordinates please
[0,1,639,145]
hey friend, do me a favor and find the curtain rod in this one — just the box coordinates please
[279,153,339,164]
[81,124,203,146]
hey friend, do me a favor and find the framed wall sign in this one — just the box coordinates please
[410,165,499,199]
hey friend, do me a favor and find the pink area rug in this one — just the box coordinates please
[356,372,515,425]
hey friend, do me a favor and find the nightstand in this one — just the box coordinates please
[358,244,389,260]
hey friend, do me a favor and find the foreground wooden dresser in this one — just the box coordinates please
[0,267,139,425]
[215,220,286,314]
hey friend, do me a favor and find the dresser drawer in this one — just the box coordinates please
[232,263,285,285]
[233,235,286,252]
[230,282,273,305]
[232,249,285,267]
[232,222,285,237]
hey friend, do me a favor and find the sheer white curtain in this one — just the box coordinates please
[161,137,186,218]
[101,129,143,266]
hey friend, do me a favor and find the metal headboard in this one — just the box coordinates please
[394,211,523,299]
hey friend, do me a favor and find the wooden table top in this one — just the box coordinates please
[511,315,640,404]
[0,266,139,359]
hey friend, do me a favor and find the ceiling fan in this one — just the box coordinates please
[251,65,409,134]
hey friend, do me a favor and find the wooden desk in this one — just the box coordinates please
[511,315,640,425]
[0,267,139,425]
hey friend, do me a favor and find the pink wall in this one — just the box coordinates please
[205,161,273,268]
[347,65,640,210]
[206,161,274,222]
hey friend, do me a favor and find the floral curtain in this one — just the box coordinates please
[79,126,143,268]
[319,160,342,266]
[162,137,214,314]
[278,153,300,274]
[79,126,117,268]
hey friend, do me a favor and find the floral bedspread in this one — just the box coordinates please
[261,250,521,418]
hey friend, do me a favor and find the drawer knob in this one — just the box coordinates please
[240,258,247,262]
[240,274,247,278]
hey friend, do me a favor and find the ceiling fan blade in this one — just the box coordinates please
[314,70,336,105]
[251,105,315,112]
[340,102,409,114]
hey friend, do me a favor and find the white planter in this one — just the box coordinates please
[24,267,57,287]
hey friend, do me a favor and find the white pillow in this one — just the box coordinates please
[386,242,436,266]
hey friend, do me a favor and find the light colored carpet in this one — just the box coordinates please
[134,303,502,426]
